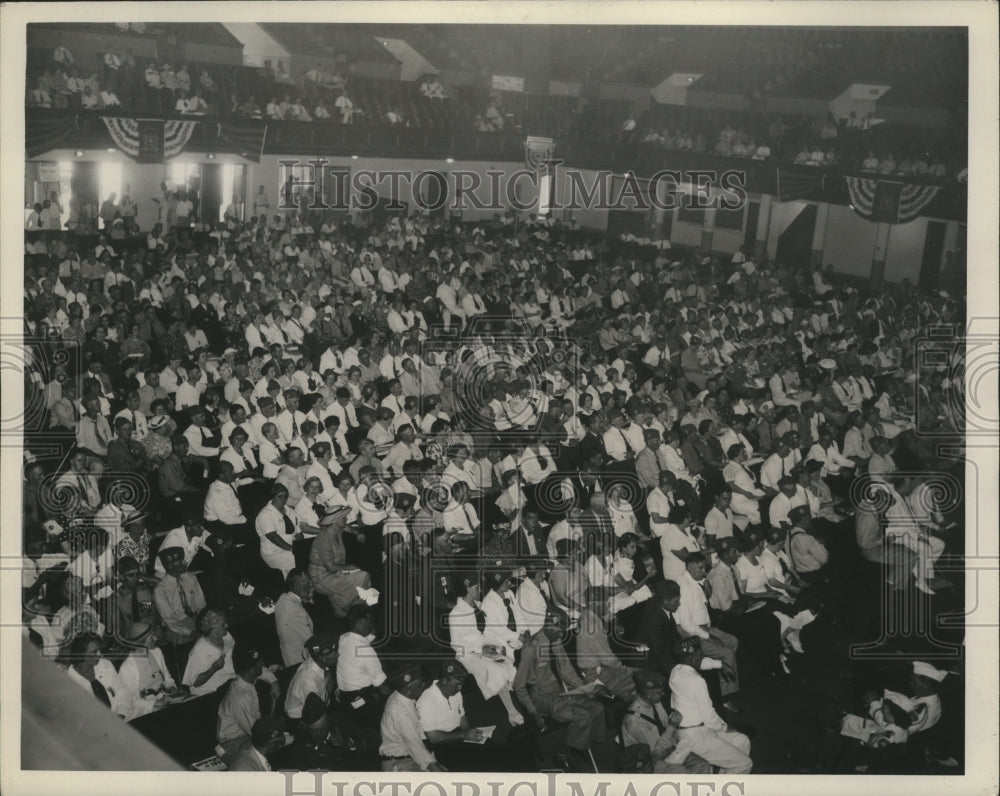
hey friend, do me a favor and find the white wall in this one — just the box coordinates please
[883,216,928,284]
[765,200,809,260]
[550,167,609,231]
[248,155,542,223]
[821,205,879,278]
[671,217,703,248]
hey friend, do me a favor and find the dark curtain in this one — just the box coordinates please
[200,163,223,225]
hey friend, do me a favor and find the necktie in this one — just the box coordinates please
[646,702,666,734]
[619,428,633,454]
[474,605,486,634]
[503,596,517,631]
[131,587,140,623]
[665,610,677,637]
[291,415,299,438]
[282,513,295,536]
[177,576,194,617]
[242,453,253,472]
[730,566,742,598]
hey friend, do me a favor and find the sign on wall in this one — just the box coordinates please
[37,162,60,182]
[491,75,525,92]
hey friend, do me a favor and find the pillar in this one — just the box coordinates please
[870,222,892,286]
[701,206,716,254]
[754,193,772,260]
[810,203,830,267]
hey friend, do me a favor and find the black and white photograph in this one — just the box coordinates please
[1,3,997,796]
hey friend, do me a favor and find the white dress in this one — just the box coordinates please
[447,599,516,700]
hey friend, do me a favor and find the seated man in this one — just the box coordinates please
[275,569,315,667]
[416,660,481,746]
[285,632,338,721]
[152,546,206,646]
[667,637,753,774]
[216,643,281,764]
[336,604,391,720]
[621,669,712,774]
[378,664,443,772]
[513,610,610,770]
[575,595,637,702]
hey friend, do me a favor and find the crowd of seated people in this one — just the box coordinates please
[618,105,962,178]
[21,187,966,773]
[25,35,965,180]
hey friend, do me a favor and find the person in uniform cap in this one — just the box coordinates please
[217,642,281,763]
[415,660,482,745]
[512,610,608,770]
[621,670,712,774]
[666,636,753,774]
[379,664,444,772]
[285,630,338,720]
[229,715,287,771]
[279,690,371,771]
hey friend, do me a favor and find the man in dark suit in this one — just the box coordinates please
[637,580,727,709]
[513,507,549,558]
[576,416,608,470]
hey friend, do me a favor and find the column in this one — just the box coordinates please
[810,203,830,267]
[870,222,892,286]
[701,206,716,254]
[754,193,772,260]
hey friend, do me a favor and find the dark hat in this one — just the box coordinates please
[301,691,327,726]
[250,715,285,746]
[634,669,666,691]
[305,631,338,657]
[652,579,680,599]
[233,643,262,672]
[388,664,423,690]
[440,660,468,680]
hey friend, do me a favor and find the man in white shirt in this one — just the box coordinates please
[674,553,740,700]
[275,389,307,445]
[603,410,636,463]
[204,462,249,529]
[704,490,736,540]
[667,637,753,774]
[275,569,315,667]
[768,477,808,529]
[336,605,390,708]
[807,427,855,478]
[285,632,338,720]
[759,437,798,494]
[154,514,210,577]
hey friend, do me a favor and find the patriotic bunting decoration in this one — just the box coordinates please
[845,177,941,224]
[101,117,198,161]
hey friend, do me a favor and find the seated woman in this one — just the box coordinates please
[722,443,764,527]
[447,571,524,727]
[736,529,817,657]
[117,621,185,717]
[182,607,237,697]
[308,505,373,618]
